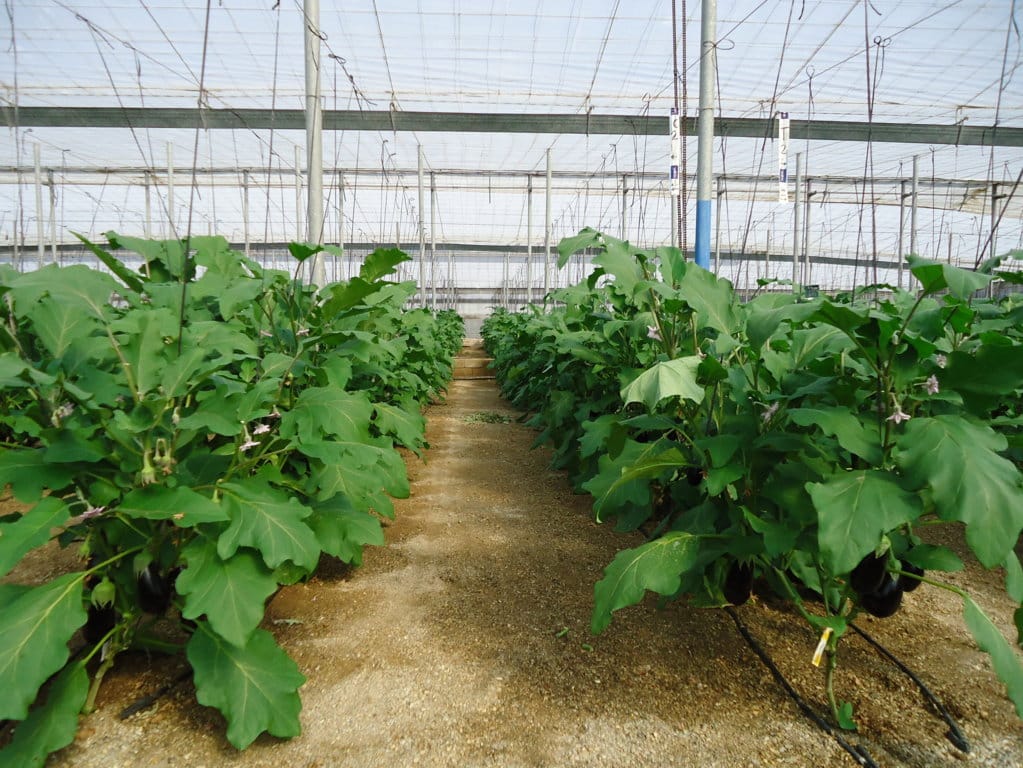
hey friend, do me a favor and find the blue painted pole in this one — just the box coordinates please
[695,0,716,270]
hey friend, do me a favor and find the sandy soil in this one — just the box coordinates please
[4,344,1023,768]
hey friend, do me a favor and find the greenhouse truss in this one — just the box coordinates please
[2,0,1022,326]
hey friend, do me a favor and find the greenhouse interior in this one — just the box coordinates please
[5,3,1023,767]
[3,1,1021,334]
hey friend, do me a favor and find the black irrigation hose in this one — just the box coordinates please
[849,622,971,753]
[725,607,879,768]
[118,669,192,720]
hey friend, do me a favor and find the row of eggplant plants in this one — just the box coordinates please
[0,234,463,765]
[482,228,1023,730]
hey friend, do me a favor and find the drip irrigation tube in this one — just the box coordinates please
[849,622,970,753]
[725,606,879,768]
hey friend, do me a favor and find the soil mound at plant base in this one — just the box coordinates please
[19,378,1023,767]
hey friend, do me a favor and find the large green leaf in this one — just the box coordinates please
[585,445,686,522]
[286,387,374,443]
[72,232,145,292]
[592,532,703,634]
[307,496,385,566]
[897,416,1023,567]
[745,295,817,351]
[621,356,704,410]
[963,596,1023,718]
[0,449,75,503]
[111,307,178,396]
[556,228,603,268]
[302,439,410,514]
[789,407,883,465]
[0,497,70,578]
[680,265,738,335]
[592,237,646,297]
[217,481,320,572]
[118,486,228,527]
[177,538,278,648]
[106,233,188,279]
[7,264,118,321]
[372,400,426,455]
[942,345,1023,398]
[187,623,306,749]
[909,255,991,299]
[359,247,411,282]
[0,661,88,768]
[808,470,922,576]
[0,573,86,720]
[25,297,97,359]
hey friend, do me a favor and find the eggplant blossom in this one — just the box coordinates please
[887,403,911,425]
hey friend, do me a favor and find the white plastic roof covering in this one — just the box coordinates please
[2,0,1022,287]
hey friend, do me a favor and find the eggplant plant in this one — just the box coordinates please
[483,230,1023,730]
[0,234,461,765]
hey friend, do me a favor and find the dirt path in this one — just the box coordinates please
[27,354,1023,767]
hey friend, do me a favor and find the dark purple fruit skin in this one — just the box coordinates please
[899,561,925,592]
[685,466,703,486]
[723,562,754,606]
[850,552,888,595]
[84,604,117,645]
[858,573,904,618]
[137,563,173,614]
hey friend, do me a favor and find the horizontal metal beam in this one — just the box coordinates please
[0,163,1001,188]
[6,106,1022,147]
[0,240,904,271]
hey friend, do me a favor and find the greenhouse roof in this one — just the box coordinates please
[2,1,1021,283]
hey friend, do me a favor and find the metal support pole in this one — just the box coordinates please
[294,145,303,243]
[34,143,44,269]
[947,229,953,265]
[338,172,345,278]
[670,191,677,248]
[990,182,1000,297]
[48,170,57,264]
[166,142,174,236]
[621,174,628,241]
[503,245,510,310]
[713,179,722,273]
[792,152,803,291]
[765,229,772,281]
[526,175,533,304]
[431,171,440,310]
[897,178,906,289]
[304,0,325,285]
[545,149,552,297]
[242,170,250,258]
[694,0,717,270]
[803,179,812,286]
[910,154,919,257]
[144,171,152,239]
[990,182,1000,260]
[418,144,427,306]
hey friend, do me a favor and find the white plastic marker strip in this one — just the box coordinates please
[778,111,790,204]
[670,107,681,196]
[812,625,833,667]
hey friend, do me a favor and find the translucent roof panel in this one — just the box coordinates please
[2,1,1021,286]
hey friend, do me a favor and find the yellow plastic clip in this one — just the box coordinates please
[812,627,833,667]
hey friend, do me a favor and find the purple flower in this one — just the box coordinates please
[924,375,940,395]
[647,325,661,342]
[887,404,911,425]
[253,423,271,435]
[934,353,947,369]
[761,402,780,423]
[81,504,106,520]
[239,439,260,452]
